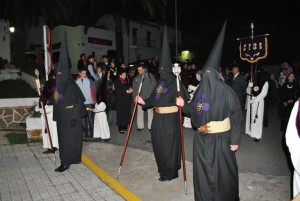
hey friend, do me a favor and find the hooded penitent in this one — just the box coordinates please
[148,24,189,107]
[142,24,190,181]
[188,21,240,127]
[53,32,87,167]
[183,21,242,201]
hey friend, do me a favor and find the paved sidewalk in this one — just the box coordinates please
[0,143,124,201]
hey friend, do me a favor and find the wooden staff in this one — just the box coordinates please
[173,63,187,195]
[117,74,145,179]
[35,69,56,162]
[249,63,253,131]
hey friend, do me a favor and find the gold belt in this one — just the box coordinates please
[198,117,231,134]
[155,106,178,114]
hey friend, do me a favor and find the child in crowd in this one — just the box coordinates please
[93,75,111,142]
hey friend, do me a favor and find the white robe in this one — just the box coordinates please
[41,105,59,149]
[286,101,300,198]
[245,81,269,139]
[93,102,110,139]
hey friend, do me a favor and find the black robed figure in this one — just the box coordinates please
[138,25,189,181]
[53,33,87,172]
[177,22,242,201]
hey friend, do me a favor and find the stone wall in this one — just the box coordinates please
[0,98,39,130]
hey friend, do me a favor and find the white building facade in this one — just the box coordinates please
[0,19,11,62]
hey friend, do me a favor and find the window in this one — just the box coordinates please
[147,31,152,47]
[132,28,138,45]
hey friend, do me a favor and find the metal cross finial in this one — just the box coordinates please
[172,63,181,77]
[251,22,254,40]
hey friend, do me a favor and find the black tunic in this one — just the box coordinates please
[280,81,298,129]
[53,76,87,166]
[114,79,132,129]
[183,68,242,201]
[143,75,189,180]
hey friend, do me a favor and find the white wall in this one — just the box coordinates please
[51,25,83,73]
[0,20,11,62]
[83,27,116,62]
[26,17,45,50]
[126,21,161,62]
[0,98,39,107]
[51,25,116,73]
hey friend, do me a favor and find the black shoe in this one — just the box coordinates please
[94,138,102,142]
[55,165,70,172]
[43,149,52,154]
[253,138,260,142]
[137,128,143,131]
[158,176,167,182]
[104,138,111,142]
[149,129,151,132]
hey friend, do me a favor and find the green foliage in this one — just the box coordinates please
[30,110,42,118]
[0,80,38,98]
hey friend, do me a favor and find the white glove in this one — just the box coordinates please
[248,82,253,87]
[35,103,40,112]
[188,85,197,92]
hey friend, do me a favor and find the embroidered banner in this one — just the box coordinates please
[239,36,268,63]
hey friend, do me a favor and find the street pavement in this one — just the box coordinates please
[83,105,292,200]
[0,105,293,201]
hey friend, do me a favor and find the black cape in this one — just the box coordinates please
[53,76,87,166]
[183,68,242,201]
[143,74,190,180]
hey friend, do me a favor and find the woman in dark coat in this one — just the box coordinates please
[280,72,299,131]
[114,68,133,133]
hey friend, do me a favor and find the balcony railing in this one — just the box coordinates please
[132,37,158,48]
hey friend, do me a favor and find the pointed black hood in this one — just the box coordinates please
[159,24,173,79]
[57,32,71,75]
[203,21,226,71]
[188,21,229,127]
[55,32,73,95]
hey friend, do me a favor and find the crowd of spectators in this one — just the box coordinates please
[71,53,300,142]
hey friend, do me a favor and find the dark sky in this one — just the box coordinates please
[163,0,300,67]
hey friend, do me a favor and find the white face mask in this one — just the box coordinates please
[196,73,201,81]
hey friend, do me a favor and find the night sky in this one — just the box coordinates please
[164,0,300,68]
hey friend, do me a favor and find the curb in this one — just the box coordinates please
[81,154,142,201]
